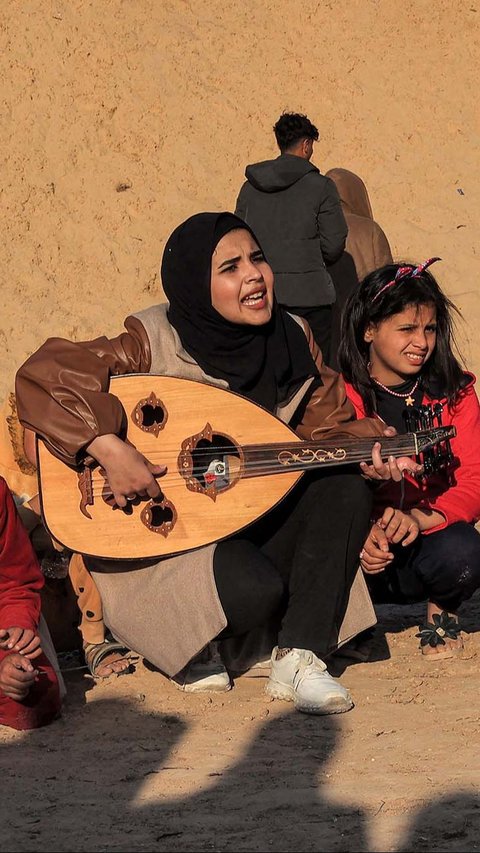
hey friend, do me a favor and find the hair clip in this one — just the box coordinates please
[372,257,441,303]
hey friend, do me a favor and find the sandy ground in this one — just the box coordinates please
[1,1,480,850]
[2,597,480,853]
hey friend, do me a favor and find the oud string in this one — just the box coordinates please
[85,440,432,496]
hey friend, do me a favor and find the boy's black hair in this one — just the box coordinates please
[338,262,465,416]
[273,112,319,152]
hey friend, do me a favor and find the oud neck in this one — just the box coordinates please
[240,434,418,477]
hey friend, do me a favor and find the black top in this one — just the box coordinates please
[373,378,424,433]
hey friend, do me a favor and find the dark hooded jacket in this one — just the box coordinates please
[235,154,347,308]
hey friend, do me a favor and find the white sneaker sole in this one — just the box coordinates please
[295,696,354,715]
[265,680,353,715]
[265,680,295,702]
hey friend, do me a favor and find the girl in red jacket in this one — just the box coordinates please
[0,477,61,729]
[338,258,480,659]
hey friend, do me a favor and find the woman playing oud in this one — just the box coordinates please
[15,213,420,715]
[339,259,480,659]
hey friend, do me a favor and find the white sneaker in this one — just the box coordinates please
[171,645,232,693]
[265,647,353,715]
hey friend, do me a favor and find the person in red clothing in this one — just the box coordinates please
[0,476,61,729]
[338,258,480,659]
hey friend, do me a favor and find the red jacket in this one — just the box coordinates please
[0,477,43,631]
[344,375,480,534]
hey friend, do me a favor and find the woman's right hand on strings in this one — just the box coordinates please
[359,507,420,574]
[86,434,167,508]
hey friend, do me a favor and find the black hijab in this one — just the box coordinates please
[161,212,318,412]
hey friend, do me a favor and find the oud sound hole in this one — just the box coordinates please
[131,392,168,436]
[149,503,173,527]
[141,496,177,537]
[191,436,238,490]
[141,403,165,428]
[179,424,242,499]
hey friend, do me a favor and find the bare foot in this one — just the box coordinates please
[83,641,135,679]
[94,651,133,678]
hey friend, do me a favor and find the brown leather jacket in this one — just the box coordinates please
[15,307,384,465]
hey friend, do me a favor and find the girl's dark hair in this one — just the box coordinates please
[338,262,465,416]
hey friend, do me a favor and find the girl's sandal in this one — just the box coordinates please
[416,612,464,661]
[83,639,138,680]
[420,638,464,660]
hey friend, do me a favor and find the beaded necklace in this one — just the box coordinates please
[371,377,420,407]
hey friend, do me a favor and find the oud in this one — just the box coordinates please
[36,375,456,560]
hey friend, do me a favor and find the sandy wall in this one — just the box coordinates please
[1,0,479,401]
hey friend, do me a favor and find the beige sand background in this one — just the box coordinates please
[1,1,480,851]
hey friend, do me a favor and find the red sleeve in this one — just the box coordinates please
[418,386,480,531]
[345,378,480,533]
[343,380,369,420]
[0,478,43,631]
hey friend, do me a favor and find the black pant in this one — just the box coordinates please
[282,304,333,365]
[366,521,480,612]
[213,471,372,657]
[327,251,359,371]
